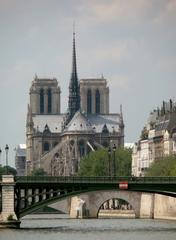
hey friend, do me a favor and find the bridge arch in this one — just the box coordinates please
[69,190,143,218]
[98,197,134,217]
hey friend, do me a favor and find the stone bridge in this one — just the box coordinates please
[0,175,176,228]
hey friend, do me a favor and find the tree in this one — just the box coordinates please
[0,166,17,175]
[140,126,148,140]
[145,155,176,176]
[78,147,132,177]
[31,168,48,176]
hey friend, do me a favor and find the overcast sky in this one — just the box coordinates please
[0,0,176,166]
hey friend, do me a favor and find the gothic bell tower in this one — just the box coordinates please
[29,76,61,115]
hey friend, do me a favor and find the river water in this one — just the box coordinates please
[0,214,176,240]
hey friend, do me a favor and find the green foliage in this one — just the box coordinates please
[0,165,17,175]
[140,127,148,140]
[145,155,176,176]
[78,147,132,177]
[31,168,48,176]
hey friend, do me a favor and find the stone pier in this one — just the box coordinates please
[0,175,20,228]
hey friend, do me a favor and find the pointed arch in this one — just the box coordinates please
[43,142,50,152]
[40,88,44,113]
[47,88,52,113]
[79,139,85,157]
[87,89,92,113]
[95,89,100,114]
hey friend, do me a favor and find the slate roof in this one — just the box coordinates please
[155,112,176,133]
[32,112,120,134]
[64,111,93,132]
[87,114,120,133]
[32,114,65,133]
[155,120,169,131]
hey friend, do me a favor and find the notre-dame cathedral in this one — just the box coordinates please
[26,32,124,176]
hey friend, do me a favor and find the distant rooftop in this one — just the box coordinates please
[125,143,134,149]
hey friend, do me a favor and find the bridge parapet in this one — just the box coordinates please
[15,176,176,184]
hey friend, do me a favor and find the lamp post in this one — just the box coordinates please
[108,146,111,176]
[5,144,9,174]
[112,144,116,177]
[0,148,2,165]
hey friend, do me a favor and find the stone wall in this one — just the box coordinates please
[154,194,176,220]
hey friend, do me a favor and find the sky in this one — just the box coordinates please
[0,0,176,167]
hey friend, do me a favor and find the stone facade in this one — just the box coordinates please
[132,100,176,176]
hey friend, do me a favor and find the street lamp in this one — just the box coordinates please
[112,144,116,177]
[0,148,2,167]
[108,146,111,176]
[5,144,9,174]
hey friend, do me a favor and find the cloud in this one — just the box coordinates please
[93,41,128,62]
[153,0,176,24]
[77,0,153,24]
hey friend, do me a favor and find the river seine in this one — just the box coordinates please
[1,214,176,240]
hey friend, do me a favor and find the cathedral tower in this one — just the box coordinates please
[80,77,109,114]
[29,76,61,115]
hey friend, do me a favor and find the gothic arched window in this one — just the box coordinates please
[87,89,92,113]
[40,88,44,113]
[95,89,100,114]
[43,142,50,152]
[79,140,85,157]
[47,88,52,113]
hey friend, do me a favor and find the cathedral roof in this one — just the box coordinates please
[32,114,65,133]
[32,113,121,134]
[64,111,93,133]
[86,114,120,133]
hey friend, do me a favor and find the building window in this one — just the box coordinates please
[40,88,44,113]
[47,88,52,113]
[43,142,50,152]
[87,89,92,113]
[95,89,100,114]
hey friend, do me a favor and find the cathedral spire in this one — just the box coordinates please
[68,29,80,119]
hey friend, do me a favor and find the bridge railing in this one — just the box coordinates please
[15,176,176,183]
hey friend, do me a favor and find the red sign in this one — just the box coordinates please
[119,181,128,189]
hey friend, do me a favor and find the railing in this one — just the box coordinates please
[15,176,176,184]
